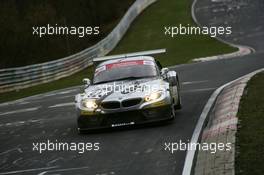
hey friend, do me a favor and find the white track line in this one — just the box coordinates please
[48,102,75,108]
[38,166,90,175]
[0,166,58,175]
[0,119,43,128]
[182,80,209,85]
[182,88,216,93]
[0,86,81,107]
[0,107,40,116]
[182,68,264,175]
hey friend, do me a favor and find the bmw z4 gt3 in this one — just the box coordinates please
[75,53,181,133]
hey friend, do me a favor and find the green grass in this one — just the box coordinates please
[111,0,237,66]
[235,72,264,175]
[0,0,237,103]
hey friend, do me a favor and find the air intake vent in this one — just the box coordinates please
[101,101,120,109]
[122,98,142,107]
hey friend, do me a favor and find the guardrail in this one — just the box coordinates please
[0,0,156,93]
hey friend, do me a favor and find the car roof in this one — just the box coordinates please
[96,56,155,67]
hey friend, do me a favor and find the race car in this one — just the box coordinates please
[75,49,181,133]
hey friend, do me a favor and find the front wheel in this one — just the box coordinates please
[174,80,182,110]
[171,103,176,118]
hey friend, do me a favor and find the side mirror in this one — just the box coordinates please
[167,71,177,86]
[83,78,91,87]
[161,68,169,79]
[161,68,169,77]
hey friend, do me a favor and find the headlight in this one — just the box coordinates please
[145,91,162,102]
[82,99,98,109]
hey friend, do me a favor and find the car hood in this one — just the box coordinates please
[83,77,167,101]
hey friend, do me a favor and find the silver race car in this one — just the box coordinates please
[75,49,181,133]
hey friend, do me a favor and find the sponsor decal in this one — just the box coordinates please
[95,60,155,75]
[106,60,144,70]
[111,122,135,127]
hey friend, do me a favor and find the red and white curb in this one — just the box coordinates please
[192,46,254,62]
[182,68,264,175]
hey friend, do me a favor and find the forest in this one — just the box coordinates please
[0,0,134,68]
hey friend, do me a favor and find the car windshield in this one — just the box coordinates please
[93,60,158,84]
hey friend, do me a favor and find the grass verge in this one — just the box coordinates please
[235,72,264,175]
[111,0,237,67]
[0,0,237,103]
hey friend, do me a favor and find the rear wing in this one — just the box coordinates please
[93,49,166,65]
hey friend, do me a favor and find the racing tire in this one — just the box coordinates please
[171,101,176,118]
[174,80,182,110]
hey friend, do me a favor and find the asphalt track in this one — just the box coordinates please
[0,0,264,175]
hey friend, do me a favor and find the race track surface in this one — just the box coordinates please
[0,0,264,174]
[194,0,264,51]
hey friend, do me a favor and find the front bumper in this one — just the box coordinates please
[77,105,173,130]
